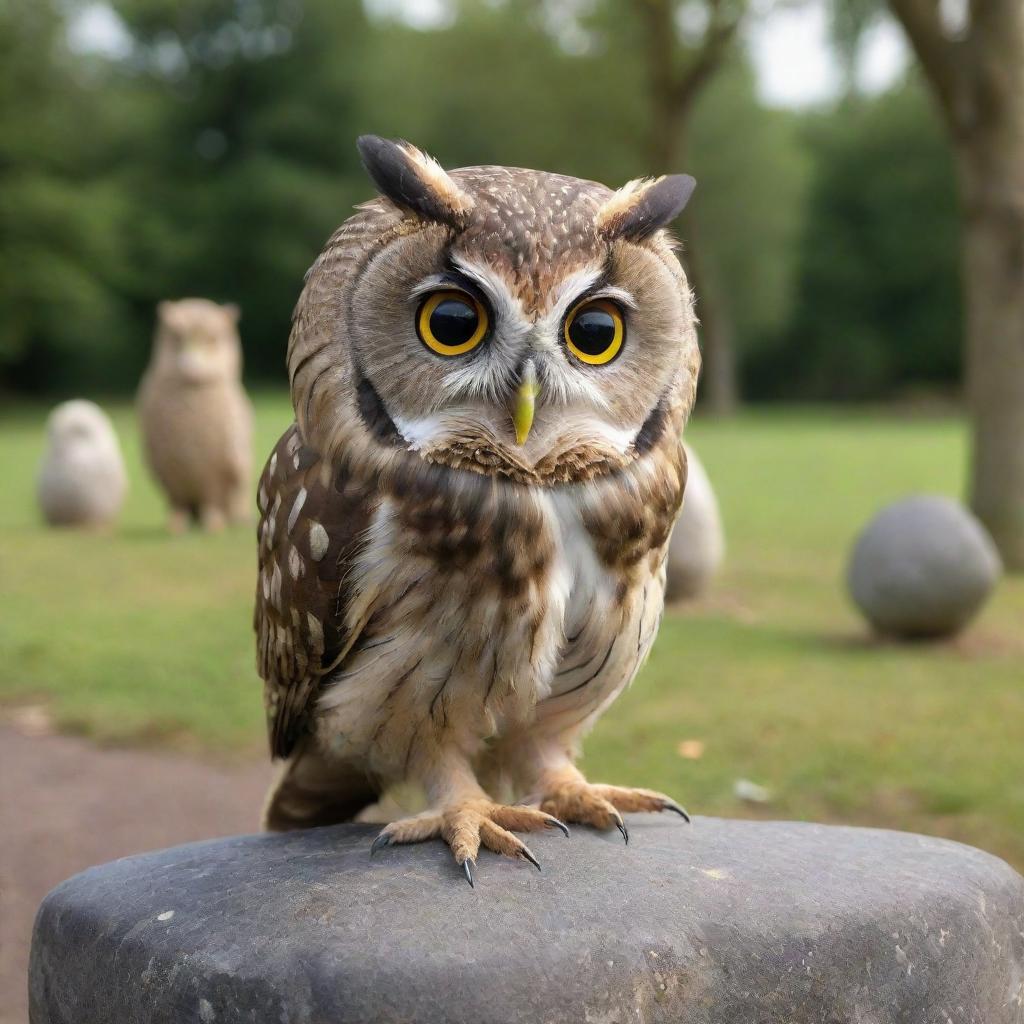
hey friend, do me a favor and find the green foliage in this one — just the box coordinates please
[688,59,812,359]
[107,0,374,381]
[0,0,139,384]
[749,81,962,400]
[0,0,963,401]
[3,397,1023,866]
[357,3,649,183]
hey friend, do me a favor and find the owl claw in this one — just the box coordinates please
[542,780,690,840]
[519,847,541,871]
[614,815,629,845]
[544,816,571,838]
[661,799,691,823]
[379,800,557,883]
[370,832,392,857]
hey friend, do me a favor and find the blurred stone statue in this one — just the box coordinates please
[37,400,127,528]
[665,443,725,601]
[138,299,253,532]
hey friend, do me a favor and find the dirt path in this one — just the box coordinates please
[0,727,272,1024]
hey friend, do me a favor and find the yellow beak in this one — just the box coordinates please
[512,360,539,446]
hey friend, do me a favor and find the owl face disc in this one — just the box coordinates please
[288,139,700,485]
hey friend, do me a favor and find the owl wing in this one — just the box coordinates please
[254,423,376,758]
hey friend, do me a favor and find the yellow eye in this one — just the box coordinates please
[416,290,488,357]
[563,298,624,365]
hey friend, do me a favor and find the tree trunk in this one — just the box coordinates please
[957,134,1024,568]
[680,212,738,414]
[650,109,739,415]
[954,0,1024,570]
[888,0,1024,569]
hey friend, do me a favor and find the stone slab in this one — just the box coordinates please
[29,817,1024,1023]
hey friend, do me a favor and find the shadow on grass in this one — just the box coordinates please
[805,625,1024,661]
[673,610,1024,664]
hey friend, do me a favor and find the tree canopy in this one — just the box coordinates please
[1,0,958,403]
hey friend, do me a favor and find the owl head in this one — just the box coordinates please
[290,137,699,484]
[46,399,120,456]
[151,298,242,386]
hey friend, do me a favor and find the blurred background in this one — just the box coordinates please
[2,0,1023,1019]
[2,0,967,405]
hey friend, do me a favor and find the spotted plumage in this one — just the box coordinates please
[255,136,699,877]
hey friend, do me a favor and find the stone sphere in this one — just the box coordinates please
[37,400,127,528]
[847,495,1001,639]
[665,444,725,601]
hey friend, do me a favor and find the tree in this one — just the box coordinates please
[363,1,799,414]
[884,0,1024,567]
[108,0,375,382]
[0,0,139,393]
[688,62,810,400]
[765,84,961,401]
[633,0,747,414]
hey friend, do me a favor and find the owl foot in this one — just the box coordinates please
[540,783,689,844]
[371,800,569,886]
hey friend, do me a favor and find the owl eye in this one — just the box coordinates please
[563,299,625,365]
[416,290,488,357]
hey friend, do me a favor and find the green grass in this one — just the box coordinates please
[2,398,1023,867]
[0,393,293,753]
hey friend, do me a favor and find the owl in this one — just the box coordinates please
[137,299,253,532]
[37,400,127,528]
[256,136,700,885]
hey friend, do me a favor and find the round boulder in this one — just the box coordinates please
[847,494,1001,639]
[665,443,725,601]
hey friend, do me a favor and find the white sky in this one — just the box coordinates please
[67,0,909,109]
[748,1,909,105]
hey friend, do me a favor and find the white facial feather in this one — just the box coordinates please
[443,256,620,415]
[449,254,527,334]
[387,250,670,453]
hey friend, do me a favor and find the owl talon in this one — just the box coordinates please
[614,815,629,845]
[662,799,691,822]
[370,832,392,857]
[377,799,556,883]
[545,817,570,838]
[541,780,689,841]
[520,847,541,871]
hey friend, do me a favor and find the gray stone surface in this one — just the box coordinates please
[665,444,725,601]
[30,817,1024,1024]
[848,494,1002,638]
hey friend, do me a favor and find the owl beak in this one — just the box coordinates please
[512,360,538,446]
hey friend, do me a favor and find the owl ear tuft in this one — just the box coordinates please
[597,174,696,242]
[357,135,474,229]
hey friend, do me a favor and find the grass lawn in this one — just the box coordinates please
[2,396,1022,867]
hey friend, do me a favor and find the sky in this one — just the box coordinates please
[748,3,908,105]
[66,0,909,109]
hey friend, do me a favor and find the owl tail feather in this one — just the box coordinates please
[262,742,379,832]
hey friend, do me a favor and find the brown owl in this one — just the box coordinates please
[138,299,253,532]
[256,137,699,885]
